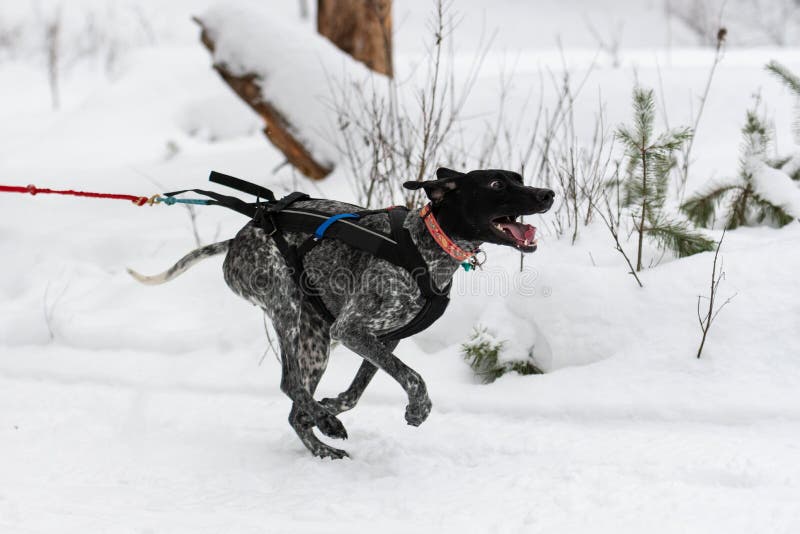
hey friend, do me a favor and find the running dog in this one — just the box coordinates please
[128,168,554,459]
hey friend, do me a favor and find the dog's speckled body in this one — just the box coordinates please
[129,168,554,458]
[222,199,475,458]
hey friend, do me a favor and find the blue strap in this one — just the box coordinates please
[314,213,360,239]
[159,196,211,206]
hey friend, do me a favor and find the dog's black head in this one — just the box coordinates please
[404,167,554,252]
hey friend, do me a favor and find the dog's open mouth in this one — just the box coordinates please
[491,215,538,251]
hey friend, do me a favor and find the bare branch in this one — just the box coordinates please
[696,229,735,358]
[590,194,644,288]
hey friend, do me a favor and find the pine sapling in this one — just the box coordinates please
[766,60,800,103]
[616,87,714,271]
[461,326,542,384]
[766,60,800,181]
[681,102,795,229]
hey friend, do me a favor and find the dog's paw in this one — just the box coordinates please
[313,444,350,460]
[405,396,432,427]
[319,396,345,413]
[316,413,348,440]
[320,395,355,415]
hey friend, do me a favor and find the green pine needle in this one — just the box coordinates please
[750,194,795,227]
[767,60,800,97]
[681,183,741,227]
[461,326,542,384]
[766,60,800,163]
[645,217,716,257]
[724,186,751,230]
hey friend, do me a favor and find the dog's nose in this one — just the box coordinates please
[537,189,555,204]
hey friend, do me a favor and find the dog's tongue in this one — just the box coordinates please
[498,221,536,245]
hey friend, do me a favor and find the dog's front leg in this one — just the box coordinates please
[330,320,431,426]
[320,360,378,414]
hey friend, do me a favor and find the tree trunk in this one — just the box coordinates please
[195,19,332,180]
[317,0,392,78]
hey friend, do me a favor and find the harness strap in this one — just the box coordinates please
[388,208,440,298]
[268,222,337,324]
[265,191,309,212]
[209,171,276,202]
[314,213,360,239]
[379,207,452,340]
[164,188,257,217]
[175,171,453,341]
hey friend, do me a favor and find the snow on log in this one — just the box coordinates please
[196,2,382,180]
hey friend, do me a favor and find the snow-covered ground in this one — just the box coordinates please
[1,1,800,533]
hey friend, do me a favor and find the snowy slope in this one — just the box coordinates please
[2,0,800,533]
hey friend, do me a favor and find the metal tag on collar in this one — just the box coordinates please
[461,249,486,271]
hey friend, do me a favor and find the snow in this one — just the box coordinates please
[780,153,800,178]
[198,1,384,168]
[2,0,800,532]
[748,158,800,217]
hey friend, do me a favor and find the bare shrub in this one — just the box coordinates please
[695,231,735,358]
[329,0,491,208]
[5,1,161,108]
[675,27,727,201]
[590,177,645,288]
[665,0,723,46]
[548,100,615,245]
[667,0,800,47]
[331,0,630,277]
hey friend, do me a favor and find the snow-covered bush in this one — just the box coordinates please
[681,105,798,229]
[615,87,715,271]
[682,63,800,229]
[766,61,800,182]
[461,326,542,384]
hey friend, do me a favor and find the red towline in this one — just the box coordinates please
[0,184,149,206]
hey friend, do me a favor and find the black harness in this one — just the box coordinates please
[169,171,451,341]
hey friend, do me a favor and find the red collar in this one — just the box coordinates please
[419,204,479,263]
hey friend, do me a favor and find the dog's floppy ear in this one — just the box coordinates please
[435,167,465,180]
[403,177,460,204]
[403,167,464,204]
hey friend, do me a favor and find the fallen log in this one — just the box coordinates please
[195,17,332,180]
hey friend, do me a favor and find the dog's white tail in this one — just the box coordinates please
[127,239,231,286]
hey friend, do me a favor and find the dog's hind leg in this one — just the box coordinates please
[288,403,348,460]
[319,340,398,415]
[276,303,350,459]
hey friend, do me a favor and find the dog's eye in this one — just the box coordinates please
[489,180,505,190]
